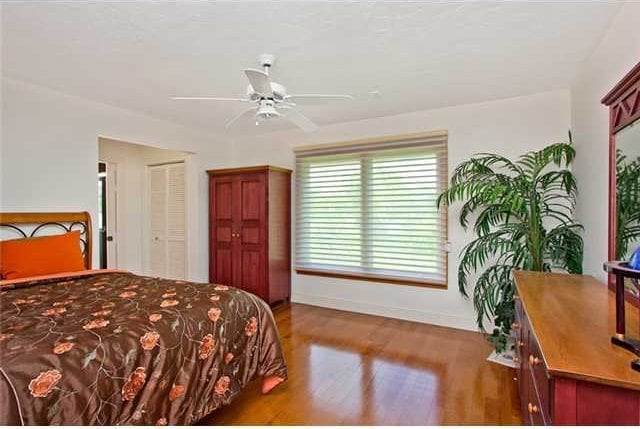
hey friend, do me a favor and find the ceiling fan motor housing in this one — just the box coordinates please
[246,81,286,102]
[259,53,275,69]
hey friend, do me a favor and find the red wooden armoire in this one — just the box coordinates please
[208,165,291,305]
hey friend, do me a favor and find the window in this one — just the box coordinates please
[295,133,448,287]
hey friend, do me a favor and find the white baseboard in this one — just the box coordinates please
[291,292,478,332]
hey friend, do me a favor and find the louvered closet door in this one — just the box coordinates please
[149,162,186,279]
[166,163,186,278]
[149,165,167,277]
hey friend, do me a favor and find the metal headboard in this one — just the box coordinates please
[0,212,93,269]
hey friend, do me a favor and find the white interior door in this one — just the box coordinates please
[105,162,118,268]
[148,162,186,279]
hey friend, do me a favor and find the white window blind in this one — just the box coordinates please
[295,134,448,285]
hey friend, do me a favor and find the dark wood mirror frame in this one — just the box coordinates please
[602,61,640,304]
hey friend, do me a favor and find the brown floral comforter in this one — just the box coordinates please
[0,271,287,425]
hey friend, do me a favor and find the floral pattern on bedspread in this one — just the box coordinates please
[0,272,287,425]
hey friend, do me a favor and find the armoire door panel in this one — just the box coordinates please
[217,226,232,242]
[240,226,260,244]
[215,247,233,286]
[240,249,264,295]
[214,181,233,220]
[210,176,234,283]
[240,178,264,222]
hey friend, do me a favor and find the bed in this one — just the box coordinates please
[0,212,287,425]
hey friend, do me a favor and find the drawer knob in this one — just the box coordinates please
[529,354,541,366]
[528,402,539,414]
[511,322,520,329]
[517,340,525,348]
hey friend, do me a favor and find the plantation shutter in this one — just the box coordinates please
[295,133,448,285]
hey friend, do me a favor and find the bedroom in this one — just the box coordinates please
[1,1,639,426]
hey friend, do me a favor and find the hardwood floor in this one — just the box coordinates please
[202,303,522,425]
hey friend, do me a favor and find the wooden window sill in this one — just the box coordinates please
[295,268,447,289]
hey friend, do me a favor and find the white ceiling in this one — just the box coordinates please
[1,1,622,135]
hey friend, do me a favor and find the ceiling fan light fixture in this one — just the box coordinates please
[256,100,280,119]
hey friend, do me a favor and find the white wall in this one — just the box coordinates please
[571,2,640,281]
[222,89,571,330]
[1,76,571,331]
[98,138,190,274]
[0,78,231,280]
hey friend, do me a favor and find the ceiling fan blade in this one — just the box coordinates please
[225,107,257,128]
[280,106,319,133]
[171,96,251,102]
[244,69,273,97]
[284,94,354,105]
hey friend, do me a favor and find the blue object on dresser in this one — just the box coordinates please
[630,246,640,270]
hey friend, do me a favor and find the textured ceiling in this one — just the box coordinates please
[2,1,621,135]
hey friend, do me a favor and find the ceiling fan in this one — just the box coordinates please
[171,54,354,132]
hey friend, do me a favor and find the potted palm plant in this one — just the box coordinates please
[437,140,584,352]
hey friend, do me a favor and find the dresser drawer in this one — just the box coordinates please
[527,371,548,425]
[528,334,551,422]
[514,298,525,369]
[514,298,531,421]
[516,298,551,425]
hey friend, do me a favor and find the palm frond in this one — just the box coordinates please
[544,223,584,274]
[472,265,514,331]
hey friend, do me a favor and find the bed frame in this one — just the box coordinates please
[0,212,93,269]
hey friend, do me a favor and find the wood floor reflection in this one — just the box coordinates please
[201,303,522,425]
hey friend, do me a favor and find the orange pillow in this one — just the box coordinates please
[0,231,85,280]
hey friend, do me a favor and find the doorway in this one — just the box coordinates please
[97,161,118,269]
[98,137,190,277]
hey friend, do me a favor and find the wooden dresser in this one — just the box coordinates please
[514,271,640,425]
[208,166,291,305]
